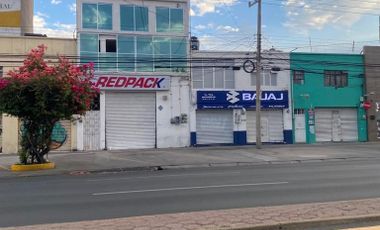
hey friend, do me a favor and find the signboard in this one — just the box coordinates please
[197,90,289,109]
[93,75,170,91]
[0,0,21,28]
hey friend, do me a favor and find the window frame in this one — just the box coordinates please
[191,59,235,89]
[324,70,348,88]
[82,3,113,30]
[156,7,184,33]
[251,69,278,87]
[120,4,149,32]
[293,70,305,85]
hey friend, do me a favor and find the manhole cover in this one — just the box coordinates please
[69,171,91,176]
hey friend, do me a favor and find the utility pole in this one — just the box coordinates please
[249,0,262,149]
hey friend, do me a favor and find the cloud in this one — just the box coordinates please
[191,0,239,16]
[69,3,76,14]
[283,0,380,32]
[216,25,239,32]
[33,15,76,38]
[51,0,62,5]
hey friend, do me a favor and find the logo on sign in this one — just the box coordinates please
[227,91,240,104]
[241,92,284,101]
[93,76,169,91]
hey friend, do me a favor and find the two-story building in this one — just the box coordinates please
[190,50,293,146]
[76,0,190,150]
[291,53,367,144]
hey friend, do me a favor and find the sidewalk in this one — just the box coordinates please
[1,142,380,178]
[2,198,380,230]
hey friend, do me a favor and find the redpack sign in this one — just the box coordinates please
[93,75,170,91]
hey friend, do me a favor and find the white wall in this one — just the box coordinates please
[156,76,190,147]
[190,51,293,137]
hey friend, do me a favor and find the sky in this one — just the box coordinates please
[34,0,380,53]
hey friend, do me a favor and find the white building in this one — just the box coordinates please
[76,0,190,150]
[190,50,293,145]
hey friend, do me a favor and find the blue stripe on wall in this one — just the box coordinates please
[190,132,196,146]
[234,131,247,145]
[283,130,293,144]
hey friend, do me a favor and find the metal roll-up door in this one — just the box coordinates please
[247,110,283,143]
[315,109,333,142]
[267,110,284,142]
[339,109,358,141]
[196,110,233,145]
[106,92,155,150]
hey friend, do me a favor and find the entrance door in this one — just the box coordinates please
[247,110,283,143]
[83,111,101,150]
[294,109,306,143]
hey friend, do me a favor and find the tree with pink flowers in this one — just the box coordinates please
[0,45,98,164]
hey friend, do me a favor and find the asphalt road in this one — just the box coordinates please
[1,158,380,227]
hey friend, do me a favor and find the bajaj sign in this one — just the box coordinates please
[197,90,289,109]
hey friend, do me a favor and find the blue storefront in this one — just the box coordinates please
[192,90,292,146]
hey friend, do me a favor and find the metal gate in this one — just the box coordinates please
[247,110,284,143]
[196,110,233,145]
[83,111,100,150]
[294,109,306,143]
[315,109,358,142]
[106,92,156,150]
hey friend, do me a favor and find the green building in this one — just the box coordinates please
[291,53,367,144]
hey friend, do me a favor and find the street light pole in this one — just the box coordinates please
[249,0,262,149]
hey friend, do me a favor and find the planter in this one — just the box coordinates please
[11,162,55,172]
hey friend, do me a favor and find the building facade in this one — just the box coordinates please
[291,53,367,144]
[363,46,380,141]
[190,51,293,146]
[0,35,77,153]
[76,0,190,150]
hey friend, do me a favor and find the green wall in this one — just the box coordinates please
[291,53,367,143]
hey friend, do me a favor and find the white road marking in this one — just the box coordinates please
[87,171,242,182]
[92,181,289,196]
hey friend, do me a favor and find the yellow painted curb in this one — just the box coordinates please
[11,162,55,172]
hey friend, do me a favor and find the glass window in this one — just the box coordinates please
[120,5,134,31]
[82,3,97,29]
[156,7,184,33]
[98,4,112,30]
[204,69,213,88]
[106,39,116,53]
[80,34,98,69]
[136,36,153,72]
[324,70,348,88]
[0,66,3,77]
[171,38,186,71]
[271,72,278,86]
[293,70,304,84]
[118,36,135,71]
[135,6,149,31]
[156,7,169,32]
[215,68,224,88]
[170,8,184,32]
[153,37,170,72]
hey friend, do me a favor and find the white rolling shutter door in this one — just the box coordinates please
[315,109,333,142]
[196,110,233,144]
[247,110,284,143]
[340,109,358,141]
[106,92,155,150]
[268,110,284,142]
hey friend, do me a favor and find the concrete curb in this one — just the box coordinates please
[1,155,378,179]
